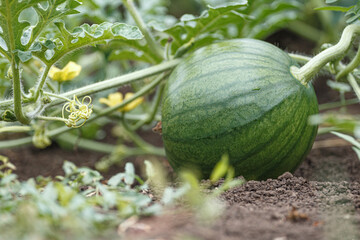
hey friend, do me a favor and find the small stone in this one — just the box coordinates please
[278,172,293,180]
[273,237,287,240]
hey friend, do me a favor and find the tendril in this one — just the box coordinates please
[62,95,93,128]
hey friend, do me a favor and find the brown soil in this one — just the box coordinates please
[117,143,360,240]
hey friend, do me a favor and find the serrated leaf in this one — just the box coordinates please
[33,21,143,64]
[0,0,81,62]
[241,0,301,39]
[0,0,41,57]
[136,0,177,31]
[30,0,82,47]
[164,2,248,55]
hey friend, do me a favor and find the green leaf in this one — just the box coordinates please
[180,171,199,191]
[210,153,229,183]
[0,0,40,58]
[108,173,125,187]
[353,147,360,161]
[331,131,360,149]
[62,160,77,176]
[309,114,357,134]
[344,2,360,24]
[32,21,143,64]
[124,162,135,185]
[164,2,248,55]
[161,185,190,205]
[314,6,352,12]
[30,0,81,48]
[108,40,161,63]
[241,0,301,39]
[326,0,339,3]
[327,80,351,92]
[144,160,155,179]
[136,0,177,31]
[0,0,81,62]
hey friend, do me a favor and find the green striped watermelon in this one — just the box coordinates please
[161,39,318,180]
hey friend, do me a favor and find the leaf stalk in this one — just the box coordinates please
[291,24,360,85]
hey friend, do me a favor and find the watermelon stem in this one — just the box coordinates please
[336,43,360,81]
[347,73,360,100]
[291,24,360,85]
[122,0,164,62]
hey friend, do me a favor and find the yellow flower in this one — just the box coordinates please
[49,61,82,82]
[99,92,144,112]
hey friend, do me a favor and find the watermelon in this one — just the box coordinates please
[161,39,318,180]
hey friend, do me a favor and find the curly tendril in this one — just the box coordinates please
[62,95,93,128]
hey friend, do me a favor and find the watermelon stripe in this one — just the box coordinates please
[177,47,291,72]
[166,66,290,98]
[163,79,298,132]
[231,93,302,162]
[176,52,291,76]
[162,39,318,180]
[164,71,293,105]
[256,95,316,179]
[241,95,306,178]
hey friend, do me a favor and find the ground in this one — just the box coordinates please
[2,133,359,240]
[1,30,360,240]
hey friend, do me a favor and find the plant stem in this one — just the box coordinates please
[291,24,360,85]
[132,81,165,130]
[0,59,180,109]
[46,81,56,93]
[289,53,336,74]
[122,0,164,61]
[36,115,68,123]
[47,59,180,107]
[0,126,31,133]
[93,71,165,119]
[44,92,72,102]
[0,71,167,149]
[121,117,154,151]
[56,132,115,153]
[319,98,359,111]
[12,60,30,124]
[33,65,50,101]
[347,73,360,100]
[336,43,360,80]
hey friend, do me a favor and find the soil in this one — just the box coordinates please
[1,30,360,240]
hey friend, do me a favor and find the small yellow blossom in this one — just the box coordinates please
[49,61,82,82]
[99,92,144,112]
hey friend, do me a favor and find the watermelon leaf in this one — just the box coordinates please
[0,0,81,61]
[32,21,143,64]
[241,0,301,39]
[331,131,360,149]
[164,2,248,56]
